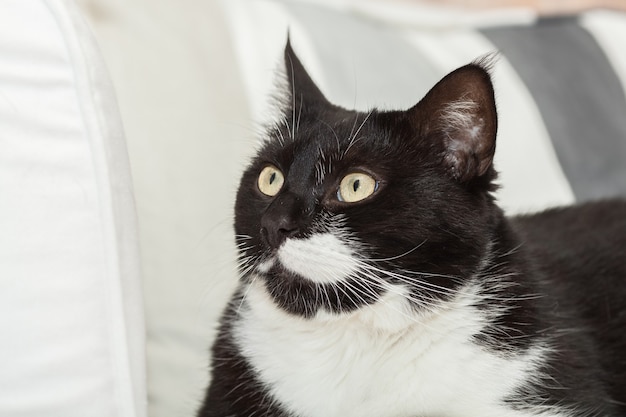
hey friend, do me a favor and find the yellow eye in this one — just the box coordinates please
[258,165,284,196]
[338,172,378,203]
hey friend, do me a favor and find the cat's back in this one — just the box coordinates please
[511,199,626,407]
[511,199,626,313]
[511,199,626,283]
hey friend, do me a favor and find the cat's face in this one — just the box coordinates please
[234,41,499,318]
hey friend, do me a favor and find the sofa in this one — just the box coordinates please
[1,1,624,416]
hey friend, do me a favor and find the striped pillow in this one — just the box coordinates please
[222,1,626,214]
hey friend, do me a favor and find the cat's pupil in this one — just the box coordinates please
[353,179,360,192]
[269,172,276,184]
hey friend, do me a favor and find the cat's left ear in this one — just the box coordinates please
[284,38,332,111]
[411,62,497,183]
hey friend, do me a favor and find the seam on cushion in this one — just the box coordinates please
[483,17,626,201]
[43,1,146,417]
[580,11,626,128]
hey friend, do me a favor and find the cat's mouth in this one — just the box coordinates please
[255,233,360,285]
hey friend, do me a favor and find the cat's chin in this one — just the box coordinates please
[256,257,276,274]
[246,277,420,332]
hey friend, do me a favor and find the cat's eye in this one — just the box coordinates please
[337,172,378,203]
[258,165,284,197]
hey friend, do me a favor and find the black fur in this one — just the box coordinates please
[198,41,626,416]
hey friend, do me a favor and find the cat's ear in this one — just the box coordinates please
[411,62,497,183]
[284,38,331,110]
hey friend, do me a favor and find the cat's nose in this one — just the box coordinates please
[260,193,303,249]
[260,215,299,249]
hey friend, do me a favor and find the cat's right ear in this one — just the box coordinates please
[284,38,331,111]
[409,61,498,183]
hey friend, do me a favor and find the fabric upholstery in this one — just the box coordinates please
[0,1,145,416]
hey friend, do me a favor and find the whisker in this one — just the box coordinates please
[274,123,286,146]
[356,270,443,312]
[365,241,427,262]
[281,115,293,142]
[296,94,303,137]
[351,277,438,329]
[344,110,373,157]
[286,54,297,142]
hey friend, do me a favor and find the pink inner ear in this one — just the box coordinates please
[440,99,484,139]
[409,62,498,182]
[439,97,495,182]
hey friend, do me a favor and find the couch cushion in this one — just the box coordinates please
[0,1,145,416]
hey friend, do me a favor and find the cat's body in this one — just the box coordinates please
[198,42,626,417]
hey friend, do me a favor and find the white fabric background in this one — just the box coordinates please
[0,1,145,416]
[76,1,252,415]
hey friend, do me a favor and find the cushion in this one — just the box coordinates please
[76,1,251,416]
[0,1,145,416]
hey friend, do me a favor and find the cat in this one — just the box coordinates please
[197,40,626,417]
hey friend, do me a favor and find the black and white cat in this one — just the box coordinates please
[198,41,626,417]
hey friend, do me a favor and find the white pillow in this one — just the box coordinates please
[76,1,253,416]
[0,1,145,416]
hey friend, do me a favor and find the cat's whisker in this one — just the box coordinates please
[351,266,444,312]
[237,262,257,277]
[281,114,293,142]
[308,263,362,314]
[347,110,361,146]
[237,266,255,279]
[365,283,507,340]
[354,260,540,309]
[235,253,253,265]
[352,276,443,330]
[315,144,329,186]
[332,278,386,319]
[362,275,444,314]
[357,259,464,285]
[497,241,524,258]
[321,287,339,311]
[317,118,342,157]
[236,250,256,260]
[286,56,297,142]
[342,279,403,322]
[273,122,286,146]
[296,95,303,138]
[363,241,427,262]
[344,109,373,157]
[313,283,322,313]
[324,284,355,315]
[356,261,462,298]
[235,244,255,253]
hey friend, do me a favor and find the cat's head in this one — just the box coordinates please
[234,40,500,319]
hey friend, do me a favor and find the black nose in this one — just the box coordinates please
[260,215,299,249]
[260,193,303,249]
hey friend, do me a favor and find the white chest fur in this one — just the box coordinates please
[234,280,564,417]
